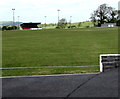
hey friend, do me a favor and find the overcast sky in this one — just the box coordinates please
[0,0,119,24]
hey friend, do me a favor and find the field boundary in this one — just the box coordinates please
[1,65,99,70]
[0,72,99,79]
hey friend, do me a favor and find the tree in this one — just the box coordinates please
[2,26,8,31]
[116,10,120,26]
[107,8,117,23]
[90,11,98,26]
[56,18,67,29]
[90,4,117,26]
[2,25,17,31]
[12,26,17,30]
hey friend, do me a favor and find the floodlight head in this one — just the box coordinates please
[12,8,15,10]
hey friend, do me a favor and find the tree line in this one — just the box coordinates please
[2,25,18,31]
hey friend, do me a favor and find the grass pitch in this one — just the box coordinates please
[2,27,118,76]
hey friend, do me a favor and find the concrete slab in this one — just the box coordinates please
[69,69,118,97]
[2,74,96,97]
[1,69,119,98]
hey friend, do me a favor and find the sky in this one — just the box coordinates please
[0,0,119,24]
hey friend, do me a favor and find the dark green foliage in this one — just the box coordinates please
[78,22,82,28]
[90,4,118,26]
[2,25,17,31]
[57,24,67,29]
[56,26,60,29]
[12,26,17,30]
[68,25,76,28]
[116,20,120,26]
[2,26,8,31]
[56,18,67,29]
[86,26,90,28]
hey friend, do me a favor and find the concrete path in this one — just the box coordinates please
[2,68,119,98]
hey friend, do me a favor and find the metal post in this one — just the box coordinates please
[44,16,46,28]
[70,16,72,28]
[12,8,15,30]
[18,16,20,30]
[57,9,60,25]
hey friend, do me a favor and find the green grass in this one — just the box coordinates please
[71,21,94,28]
[2,27,118,76]
[39,21,94,29]
[2,66,99,77]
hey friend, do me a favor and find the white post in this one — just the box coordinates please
[100,55,103,72]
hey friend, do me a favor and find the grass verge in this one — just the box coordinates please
[2,66,99,77]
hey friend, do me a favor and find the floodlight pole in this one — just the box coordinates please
[18,16,20,30]
[57,9,60,25]
[12,8,15,29]
[44,16,47,28]
[70,16,72,28]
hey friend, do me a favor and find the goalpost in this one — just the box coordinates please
[100,54,120,72]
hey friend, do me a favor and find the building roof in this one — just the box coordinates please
[20,22,41,30]
[21,23,41,25]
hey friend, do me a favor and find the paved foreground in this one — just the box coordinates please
[2,69,119,98]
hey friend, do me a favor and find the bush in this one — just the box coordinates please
[2,26,8,31]
[56,26,60,29]
[12,26,17,30]
[2,25,17,31]
[68,25,76,28]
[86,26,90,28]
[56,24,67,29]
[7,27,13,30]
